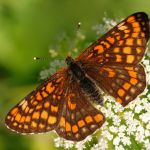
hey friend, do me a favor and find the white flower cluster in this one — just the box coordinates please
[92,15,120,35]
[39,59,65,80]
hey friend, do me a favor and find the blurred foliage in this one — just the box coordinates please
[0,0,150,150]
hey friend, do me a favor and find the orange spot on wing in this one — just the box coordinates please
[51,105,58,113]
[24,125,28,129]
[66,122,71,131]
[94,45,104,54]
[36,104,42,110]
[78,120,85,128]
[15,114,21,122]
[56,77,64,83]
[42,91,48,98]
[68,100,76,110]
[116,55,122,62]
[125,67,134,70]
[126,39,134,46]
[113,47,120,53]
[124,34,130,38]
[44,101,50,108]
[137,39,142,46]
[128,71,137,78]
[39,123,45,129]
[53,95,56,99]
[57,96,61,100]
[21,100,28,110]
[94,114,104,122]
[85,116,93,123]
[101,41,110,48]
[31,121,37,128]
[127,16,135,23]
[118,25,128,30]
[126,55,135,63]
[132,32,139,38]
[132,22,140,27]
[130,78,138,85]
[124,30,130,33]
[48,116,57,124]
[72,125,78,133]
[25,116,31,122]
[87,53,93,59]
[108,71,115,77]
[118,89,125,97]
[32,101,38,106]
[116,35,121,40]
[136,47,142,54]
[141,32,145,37]
[41,110,48,120]
[29,108,34,113]
[13,122,18,127]
[36,92,42,101]
[11,108,19,115]
[59,117,65,127]
[118,40,124,46]
[123,47,131,54]
[32,111,40,119]
[20,116,25,123]
[107,37,115,44]
[46,82,55,94]
[134,27,141,32]
[123,82,131,90]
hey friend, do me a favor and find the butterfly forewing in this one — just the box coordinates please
[77,12,149,65]
[5,68,67,133]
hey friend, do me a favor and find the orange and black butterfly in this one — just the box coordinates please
[5,12,149,141]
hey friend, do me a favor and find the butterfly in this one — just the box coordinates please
[5,12,149,141]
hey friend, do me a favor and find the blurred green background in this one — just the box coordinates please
[0,0,150,150]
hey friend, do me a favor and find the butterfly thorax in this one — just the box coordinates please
[66,56,85,80]
[66,56,103,104]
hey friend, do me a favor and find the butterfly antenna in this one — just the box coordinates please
[77,22,82,30]
[33,57,50,61]
[33,56,64,61]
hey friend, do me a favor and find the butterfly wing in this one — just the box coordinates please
[55,78,105,141]
[5,68,67,133]
[85,64,146,106]
[76,12,149,65]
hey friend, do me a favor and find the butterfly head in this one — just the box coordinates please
[65,56,75,66]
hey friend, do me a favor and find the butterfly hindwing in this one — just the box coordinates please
[5,68,67,133]
[86,63,146,106]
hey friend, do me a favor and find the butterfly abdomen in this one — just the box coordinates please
[66,56,103,104]
[79,77,103,105]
